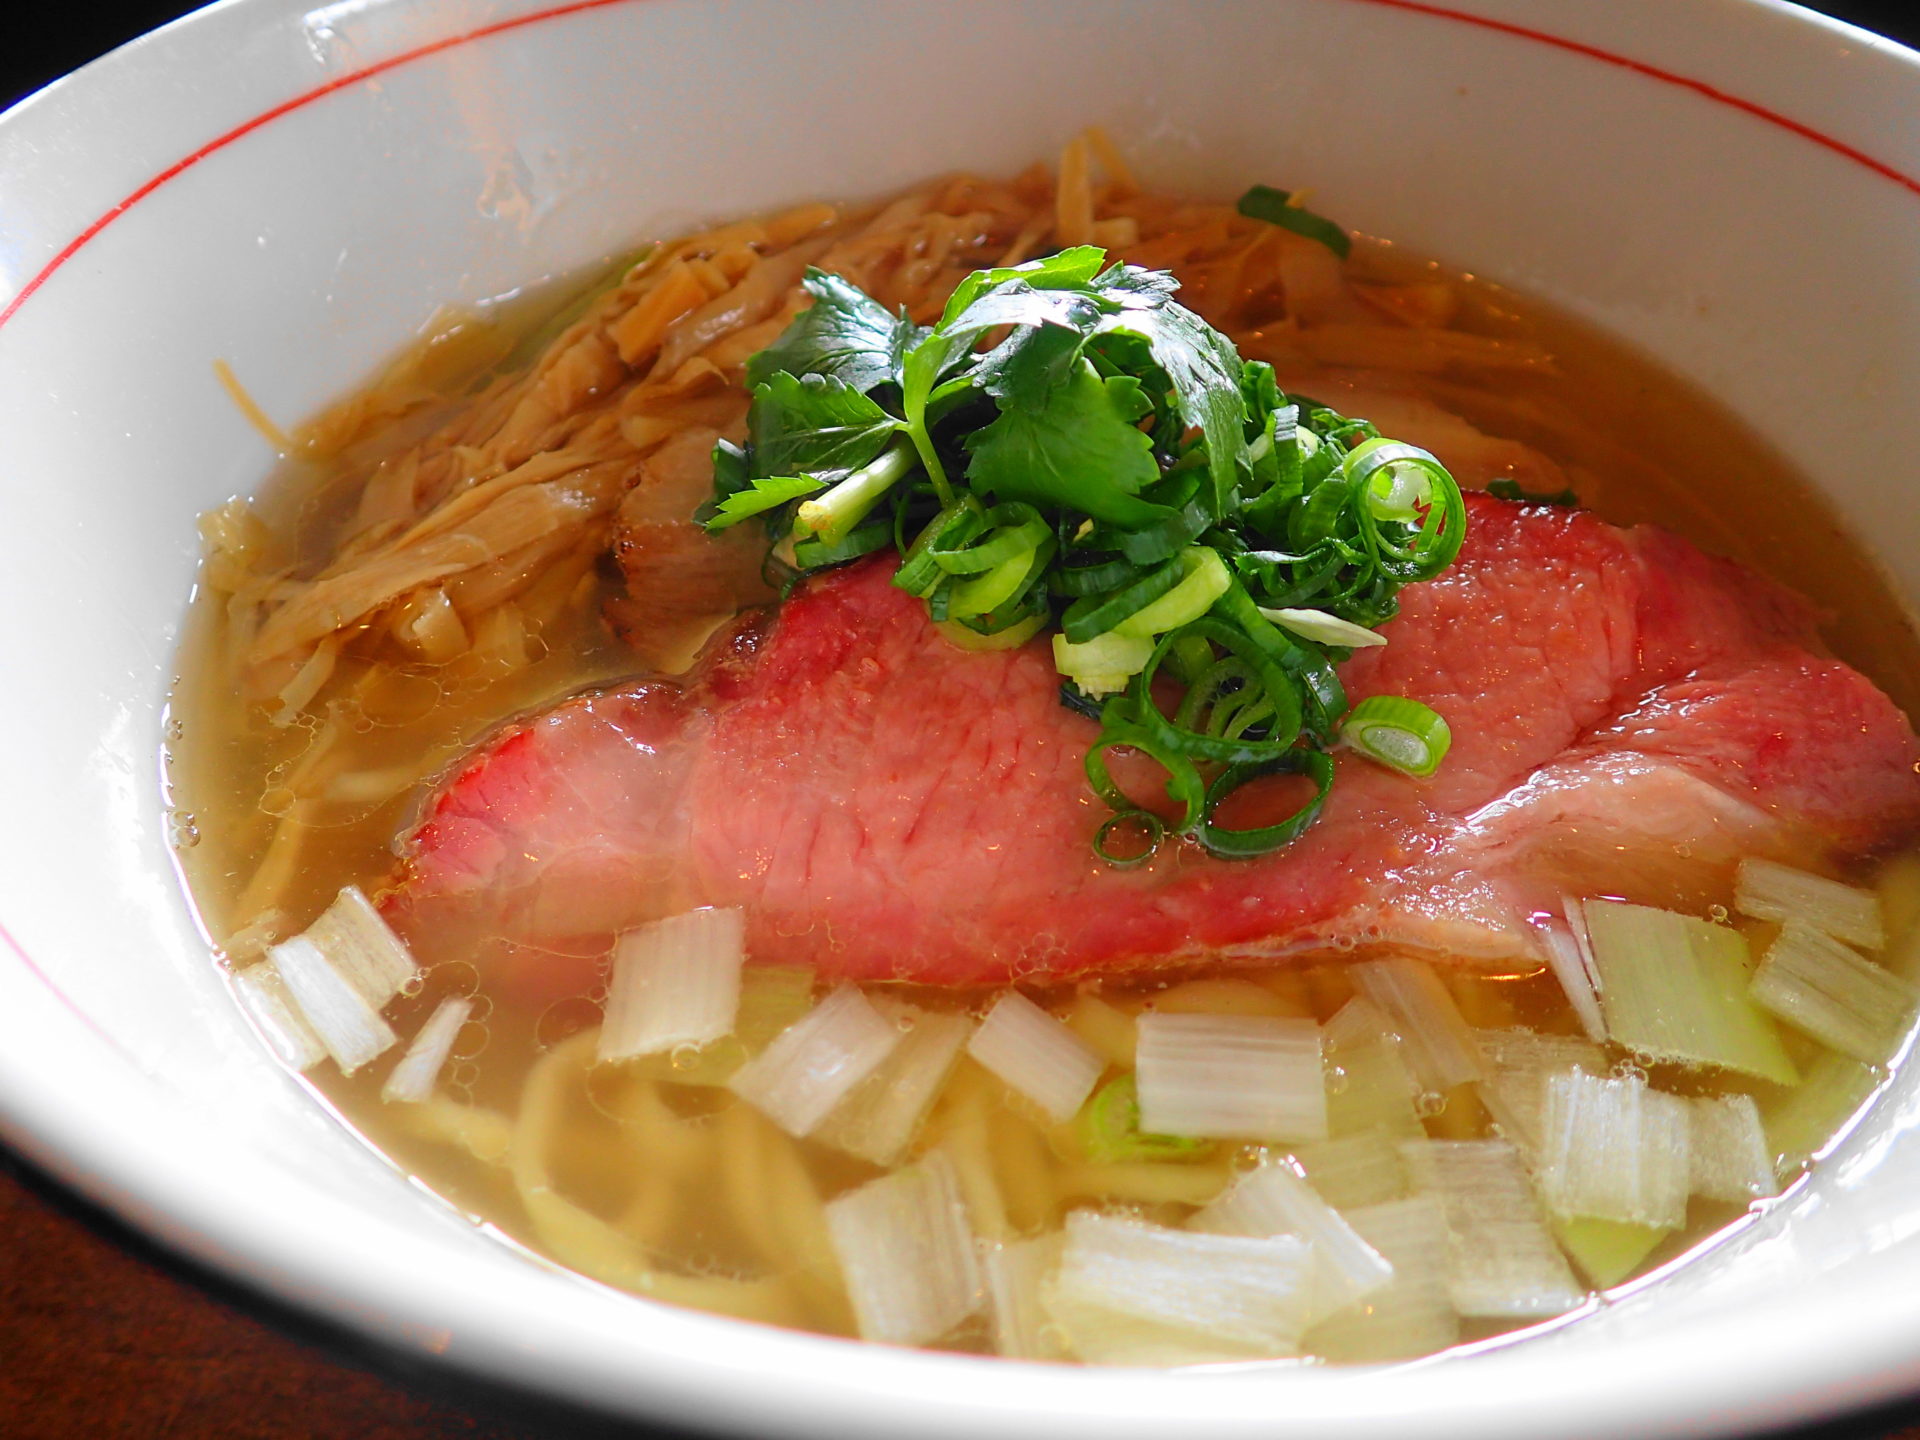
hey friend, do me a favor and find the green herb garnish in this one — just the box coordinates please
[1235,184,1353,259]
[702,244,1466,863]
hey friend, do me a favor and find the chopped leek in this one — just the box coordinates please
[983,1232,1068,1361]
[1256,605,1389,649]
[1541,919,1608,1044]
[1765,1049,1879,1175]
[814,1002,971,1166]
[382,996,472,1104]
[967,991,1106,1123]
[1135,1012,1328,1142]
[1321,999,1425,1138]
[1349,959,1485,1093]
[825,1152,982,1346]
[597,907,746,1063]
[233,962,326,1071]
[1749,921,1917,1065]
[1401,1139,1584,1319]
[299,884,419,1009]
[1537,1071,1690,1231]
[1290,1133,1411,1210]
[1339,696,1452,778]
[1189,1161,1393,1324]
[1582,901,1798,1085]
[1473,1027,1606,1156]
[1687,1093,1778,1203]
[1051,630,1153,697]
[634,966,815,1087]
[1305,1197,1460,1362]
[1735,857,1884,950]
[726,984,901,1138]
[1074,1075,1213,1164]
[267,934,398,1075]
[1044,1210,1315,1365]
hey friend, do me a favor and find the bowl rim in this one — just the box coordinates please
[8,1,1920,1435]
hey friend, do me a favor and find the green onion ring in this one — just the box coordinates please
[1194,749,1336,858]
[1093,809,1166,867]
[1130,617,1302,765]
[1085,706,1206,834]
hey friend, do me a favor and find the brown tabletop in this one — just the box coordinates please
[0,1152,669,1439]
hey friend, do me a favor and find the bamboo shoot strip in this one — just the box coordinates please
[598,907,747,1063]
[825,1153,982,1346]
[727,985,902,1138]
[1135,1013,1327,1142]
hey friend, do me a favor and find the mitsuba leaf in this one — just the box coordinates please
[971,321,1091,406]
[703,474,826,531]
[745,269,921,394]
[748,372,899,482]
[936,246,1110,327]
[964,359,1163,525]
[1096,297,1249,515]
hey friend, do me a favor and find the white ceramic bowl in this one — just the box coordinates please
[6,0,1920,1433]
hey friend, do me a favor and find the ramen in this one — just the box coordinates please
[167,135,1920,1363]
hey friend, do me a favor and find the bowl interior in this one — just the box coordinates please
[6,0,1920,1434]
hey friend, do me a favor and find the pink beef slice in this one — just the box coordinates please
[382,493,1920,995]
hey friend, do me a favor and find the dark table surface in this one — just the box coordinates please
[8,1,1920,1435]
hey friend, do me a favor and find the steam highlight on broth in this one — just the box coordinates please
[169,132,1920,1364]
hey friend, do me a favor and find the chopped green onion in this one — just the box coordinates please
[791,436,918,544]
[1256,605,1388,649]
[1052,630,1154,697]
[1076,1074,1214,1164]
[1341,696,1451,777]
[1236,184,1353,259]
[1112,547,1231,638]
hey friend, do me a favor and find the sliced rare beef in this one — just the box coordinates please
[383,494,1920,995]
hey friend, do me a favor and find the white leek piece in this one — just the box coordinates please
[301,884,418,1008]
[1400,1139,1583,1319]
[1044,1210,1314,1365]
[967,991,1105,1123]
[1304,1197,1459,1363]
[598,907,746,1063]
[1135,1013,1327,1142]
[983,1231,1068,1361]
[1322,999,1424,1139]
[382,996,472,1104]
[825,1152,981,1346]
[268,934,398,1075]
[1290,1133,1410,1210]
[1735,857,1884,950]
[1583,901,1797,1084]
[1766,1050,1880,1174]
[233,962,326,1071]
[815,1002,972,1166]
[1473,1027,1606,1155]
[1537,1070,1690,1230]
[1349,958,1484,1092]
[1257,605,1389,648]
[1750,921,1917,1065]
[727,985,901,1138]
[1687,1093,1778,1203]
[1541,919,1608,1043]
[1189,1161,1392,1324]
